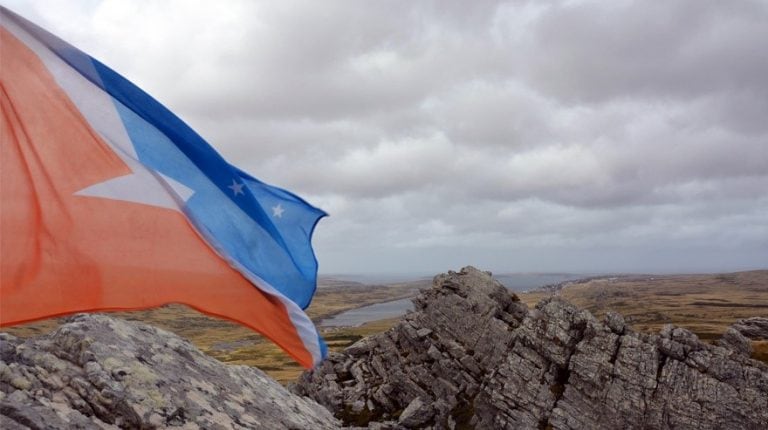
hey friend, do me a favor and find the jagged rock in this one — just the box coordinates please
[398,397,433,427]
[0,314,339,429]
[298,267,528,428]
[296,266,768,430]
[731,317,768,340]
[717,327,753,357]
[604,311,626,334]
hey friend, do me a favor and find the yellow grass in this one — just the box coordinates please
[753,341,768,363]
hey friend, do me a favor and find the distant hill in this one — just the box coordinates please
[520,270,768,341]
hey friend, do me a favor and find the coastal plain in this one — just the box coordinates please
[3,271,766,383]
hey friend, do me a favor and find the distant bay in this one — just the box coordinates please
[320,298,415,327]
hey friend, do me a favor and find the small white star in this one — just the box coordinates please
[228,179,244,196]
[272,203,285,218]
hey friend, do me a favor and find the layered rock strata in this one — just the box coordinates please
[296,266,768,429]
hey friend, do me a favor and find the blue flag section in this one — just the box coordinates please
[235,168,328,307]
[92,58,328,311]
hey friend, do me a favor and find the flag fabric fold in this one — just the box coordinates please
[0,7,327,368]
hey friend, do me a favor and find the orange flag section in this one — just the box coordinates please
[0,28,314,368]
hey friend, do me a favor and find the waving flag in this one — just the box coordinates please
[0,7,327,367]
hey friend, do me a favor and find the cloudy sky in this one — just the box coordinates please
[5,0,767,275]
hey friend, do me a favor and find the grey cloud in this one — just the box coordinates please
[5,0,767,273]
[517,0,768,103]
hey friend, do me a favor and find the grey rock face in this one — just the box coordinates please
[1,314,339,429]
[717,327,753,357]
[731,317,768,340]
[296,266,768,429]
[398,397,433,427]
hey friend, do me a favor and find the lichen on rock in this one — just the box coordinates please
[0,315,338,429]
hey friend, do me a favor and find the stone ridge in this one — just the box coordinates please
[731,317,768,340]
[0,314,339,429]
[295,266,768,429]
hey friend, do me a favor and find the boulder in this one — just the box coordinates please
[0,314,339,429]
[731,317,768,340]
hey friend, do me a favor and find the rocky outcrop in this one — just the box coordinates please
[296,266,768,429]
[716,327,753,357]
[1,314,339,429]
[4,269,766,430]
[731,317,768,340]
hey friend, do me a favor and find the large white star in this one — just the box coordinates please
[36,42,195,212]
[75,135,194,210]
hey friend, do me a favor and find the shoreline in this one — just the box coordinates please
[313,296,416,330]
[313,294,417,327]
